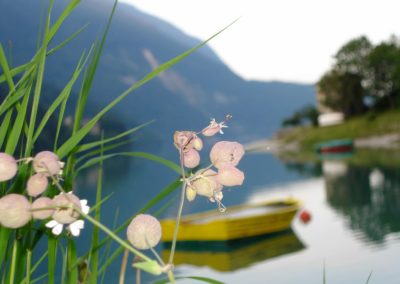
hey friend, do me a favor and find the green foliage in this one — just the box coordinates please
[282,104,318,127]
[0,0,235,283]
[317,34,400,116]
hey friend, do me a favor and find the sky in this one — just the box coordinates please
[120,0,400,84]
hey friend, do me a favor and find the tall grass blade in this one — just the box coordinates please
[66,239,78,284]
[33,49,90,143]
[47,236,57,284]
[0,111,12,149]
[9,240,18,284]
[0,44,16,91]
[89,138,104,284]
[366,271,373,284]
[57,18,238,159]
[47,24,89,56]
[5,85,31,155]
[76,152,181,174]
[76,121,153,153]
[24,0,54,156]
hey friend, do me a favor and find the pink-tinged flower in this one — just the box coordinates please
[0,194,32,229]
[127,214,162,250]
[27,173,48,197]
[173,131,196,152]
[33,151,63,177]
[183,149,200,168]
[210,141,245,169]
[45,194,89,237]
[31,197,54,220]
[193,136,203,151]
[201,118,228,136]
[217,165,245,187]
[187,169,223,200]
[0,153,18,182]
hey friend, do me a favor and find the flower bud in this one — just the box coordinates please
[193,137,203,151]
[185,185,197,202]
[33,151,61,176]
[191,169,222,198]
[32,197,54,220]
[27,173,48,197]
[210,141,245,169]
[217,165,245,186]
[0,153,18,182]
[52,193,81,224]
[127,214,162,250]
[183,149,200,168]
[173,131,196,152]
[0,194,32,228]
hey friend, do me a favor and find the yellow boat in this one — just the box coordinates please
[160,197,301,242]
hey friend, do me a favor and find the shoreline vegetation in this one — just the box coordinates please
[246,109,400,166]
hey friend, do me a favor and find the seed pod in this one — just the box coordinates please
[193,137,203,151]
[52,193,81,224]
[210,141,245,169]
[0,194,32,228]
[217,165,245,186]
[191,169,222,198]
[27,173,48,197]
[183,149,200,168]
[33,151,61,176]
[32,197,54,220]
[127,214,162,250]
[0,153,18,182]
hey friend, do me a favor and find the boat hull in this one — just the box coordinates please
[160,198,300,242]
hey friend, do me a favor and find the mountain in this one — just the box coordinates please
[0,0,315,158]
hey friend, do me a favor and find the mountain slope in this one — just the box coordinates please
[0,0,315,157]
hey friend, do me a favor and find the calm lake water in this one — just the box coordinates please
[39,146,400,284]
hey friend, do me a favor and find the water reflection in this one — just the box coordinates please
[323,161,400,243]
[161,230,304,272]
[285,156,400,244]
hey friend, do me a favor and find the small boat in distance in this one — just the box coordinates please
[160,198,301,242]
[315,138,354,155]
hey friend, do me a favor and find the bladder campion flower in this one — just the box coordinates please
[183,149,200,168]
[31,197,54,220]
[187,169,223,201]
[210,141,245,169]
[201,116,230,136]
[173,131,196,152]
[0,153,18,182]
[127,214,162,250]
[33,151,63,177]
[217,164,245,186]
[46,192,89,237]
[27,173,49,197]
[0,194,32,228]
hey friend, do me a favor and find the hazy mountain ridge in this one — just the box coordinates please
[0,0,315,157]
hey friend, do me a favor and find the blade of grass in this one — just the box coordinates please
[57,18,239,159]
[25,250,32,284]
[24,0,54,156]
[76,120,153,153]
[33,48,91,143]
[67,239,78,284]
[9,240,18,284]
[5,84,31,155]
[72,0,117,136]
[47,24,89,56]
[75,151,181,174]
[0,43,16,91]
[47,236,57,284]
[366,271,373,284]
[89,138,104,284]
[20,251,48,284]
[0,110,13,149]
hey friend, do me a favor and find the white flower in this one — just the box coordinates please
[45,198,89,237]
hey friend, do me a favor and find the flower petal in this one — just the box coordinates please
[68,223,81,237]
[45,220,59,228]
[52,223,63,235]
[73,220,85,229]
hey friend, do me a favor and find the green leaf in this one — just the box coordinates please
[33,48,91,143]
[67,239,78,284]
[75,120,153,153]
[76,152,181,174]
[133,260,163,276]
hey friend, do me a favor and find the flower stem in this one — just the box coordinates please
[168,149,187,265]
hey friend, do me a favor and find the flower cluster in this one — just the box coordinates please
[0,151,88,236]
[174,116,245,211]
